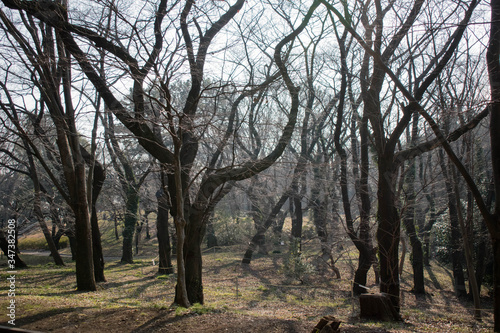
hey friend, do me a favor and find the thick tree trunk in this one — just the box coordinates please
[487,1,500,328]
[494,234,500,332]
[73,191,96,291]
[183,229,203,304]
[377,157,401,314]
[354,114,376,295]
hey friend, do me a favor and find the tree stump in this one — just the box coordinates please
[311,315,341,333]
[359,292,400,321]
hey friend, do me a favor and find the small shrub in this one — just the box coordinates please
[282,238,314,282]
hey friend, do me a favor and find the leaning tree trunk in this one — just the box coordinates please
[242,192,289,264]
[0,229,27,268]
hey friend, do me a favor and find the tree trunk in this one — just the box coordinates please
[377,157,401,314]
[291,195,303,249]
[402,196,425,294]
[114,212,120,240]
[311,161,330,269]
[89,156,106,282]
[451,167,481,320]
[121,186,139,264]
[0,229,27,268]
[73,192,96,291]
[354,114,376,295]
[35,204,64,266]
[157,188,173,275]
[402,123,425,294]
[439,151,467,298]
[242,192,289,264]
[487,1,500,328]
[205,214,218,249]
[175,216,190,307]
[183,226,203,305]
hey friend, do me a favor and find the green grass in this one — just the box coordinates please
[18,235,69,251]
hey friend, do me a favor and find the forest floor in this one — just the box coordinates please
[0,241,495,332]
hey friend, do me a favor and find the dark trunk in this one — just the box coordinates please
[67,232,77,261]
[487,2,500,328]
[439,151,467,298]
[36,207,65,266]
[402,114,425,294]
[291,195,303,247]
[242,192,289,264]
[476,181,495,293]
[135,222,143,255]
[52,229,64,250]
[89,157,106,282]
[91,207,105,282]
[121,186,139,264]
[184,234,203,304]
[145,212,151,240]
[0,229,27,268]
[423,192,438,266]
[205,215,218,249]
[156,185,173,274]
[114,212,120,240]
[377,156,401,314]
[402,189,425,293]
[494,234,500,332]
[73,196,96,291]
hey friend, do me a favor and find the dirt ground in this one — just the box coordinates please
[0,245,495,332]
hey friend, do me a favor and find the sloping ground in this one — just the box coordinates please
[0,244,495,332]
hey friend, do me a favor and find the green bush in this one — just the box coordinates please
[211,213,253,246]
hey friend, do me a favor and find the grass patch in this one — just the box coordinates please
[18,235,69,251]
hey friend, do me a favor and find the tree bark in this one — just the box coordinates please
[121,186,140,264]
[157,169,173,275]
[377,156,401,313]
[0,229,27,268]
[438,150,467,298]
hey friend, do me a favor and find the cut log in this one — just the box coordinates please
[311,315,341,333]
[359,292,400,321]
